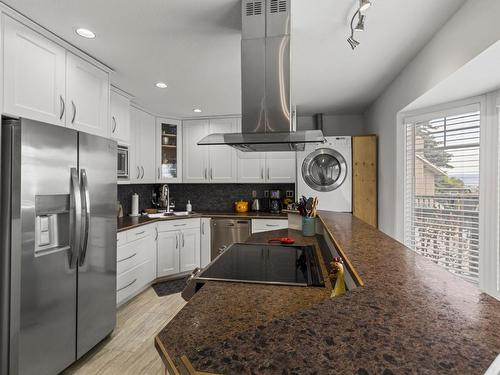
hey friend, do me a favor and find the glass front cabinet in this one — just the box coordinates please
[156,118,183,183]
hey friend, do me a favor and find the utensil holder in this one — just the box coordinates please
[302,217,315,237]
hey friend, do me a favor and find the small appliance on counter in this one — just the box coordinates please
[130,193,140,217]
[270,189,283,213]
[251,190,260,211]
[234,200,249,213]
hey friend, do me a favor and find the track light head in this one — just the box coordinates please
[355,14,366,31]
[347,36,360,50]
[359,0,372,12]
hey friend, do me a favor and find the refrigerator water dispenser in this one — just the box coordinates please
[34,194,70,256]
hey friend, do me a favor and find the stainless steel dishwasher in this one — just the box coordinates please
[211,219,251,260]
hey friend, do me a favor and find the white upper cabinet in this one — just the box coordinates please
[110,89,131,144]
[238,152,266,183]
[265,152,296,183]
[156,118,183,183]
[183,119,210,183]
[140,111,156,182]
[130,107,156,183]
[183,118,239,183]
[66,53,109,137]
[3,16,66,126]
[208,118,238,182]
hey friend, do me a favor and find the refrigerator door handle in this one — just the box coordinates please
[70,168,82,269]
[79,169,91,266]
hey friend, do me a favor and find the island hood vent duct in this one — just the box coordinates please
[198,0,325,152]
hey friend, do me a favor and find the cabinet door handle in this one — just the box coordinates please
[136,166,140,179]
[261,168,264,180]
[59,95,65,120]
[117,278,137,292]
[210,168,213,180]
[112,116,117,133]
[141,166,145,179]
[267,168,270,180]
[71,101,77,124]
[155,227,158,240]
[204,168,207,180]
[176,234,179,249]
[118,252,137,263]
[182,232,185,247]
[158,167,161,180]
[201,222,204,235]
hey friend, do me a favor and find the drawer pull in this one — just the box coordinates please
[173,224,186,227]
[266,224,280,227]
[135,231,146,235]
[117,278,137,292]
[118,253,137,263]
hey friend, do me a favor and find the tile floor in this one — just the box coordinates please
[63,288,186,375]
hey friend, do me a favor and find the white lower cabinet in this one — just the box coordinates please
[117,260,155,306]
[200,218,211,268]
[252,219,288,234]
[157,231,180,277]
[116,225,156,306]
[179,228,201,272]
[157,219,201,278]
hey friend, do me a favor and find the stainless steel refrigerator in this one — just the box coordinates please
[0,118,117,375]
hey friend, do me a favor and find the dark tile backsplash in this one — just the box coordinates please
[118,183,295,215]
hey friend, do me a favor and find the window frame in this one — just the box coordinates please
[397,94,500,299]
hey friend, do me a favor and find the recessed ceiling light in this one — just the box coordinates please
[155,82,168,89]
[75,28,96,39]
[193,108,202,113]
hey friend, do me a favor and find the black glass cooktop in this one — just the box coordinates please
[198,243,325,287]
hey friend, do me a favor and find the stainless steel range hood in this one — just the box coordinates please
[198,0,325,152]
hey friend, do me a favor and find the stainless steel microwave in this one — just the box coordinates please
[117,145,129,179]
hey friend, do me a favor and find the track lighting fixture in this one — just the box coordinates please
[347,0,373,50]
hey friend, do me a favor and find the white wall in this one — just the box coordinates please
[364,0,500,239]
[297,114,365,136]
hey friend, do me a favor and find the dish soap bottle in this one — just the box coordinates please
[186,200,192,213]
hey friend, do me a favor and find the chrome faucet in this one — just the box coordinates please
[160,184,174,213]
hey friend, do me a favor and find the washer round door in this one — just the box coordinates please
[301,148,348,192]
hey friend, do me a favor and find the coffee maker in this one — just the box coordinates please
[269,189,283,213]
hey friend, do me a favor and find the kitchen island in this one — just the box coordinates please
[155,211,500,374]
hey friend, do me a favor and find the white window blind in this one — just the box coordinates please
[404,108,480,283]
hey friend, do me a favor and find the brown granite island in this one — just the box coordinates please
[154,211,500,375]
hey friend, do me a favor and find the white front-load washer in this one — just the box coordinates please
[297,136,352,212]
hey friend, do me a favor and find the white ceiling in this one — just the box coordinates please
[3,0,466,118]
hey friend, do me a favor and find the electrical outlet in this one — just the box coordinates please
[286,190,294,198]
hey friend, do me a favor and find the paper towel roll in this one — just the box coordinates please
[131,193,139,216]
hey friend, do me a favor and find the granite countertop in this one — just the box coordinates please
[154,211,500,374]
[117,211,288,232]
